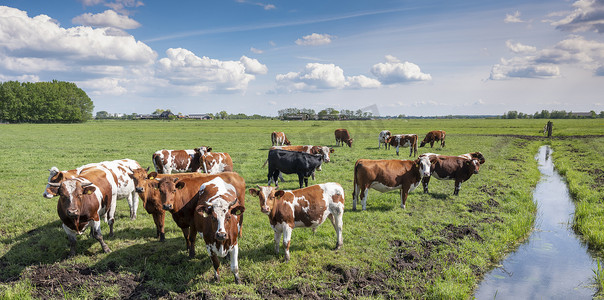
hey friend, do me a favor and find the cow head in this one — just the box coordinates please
[129,169,160,199]
[158,177,182,211]
[44,168,64,198]
[249,185,280,214]
[345,138,353,147]
[419,140,427,147]
[415,155,432,178]
[318,146,332,163]
[56,180,96,218]
[198,181,243,241]
[466,159,481,174]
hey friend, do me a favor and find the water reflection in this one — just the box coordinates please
[474,146,596,299]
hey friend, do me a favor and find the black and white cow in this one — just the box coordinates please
[266,149,324,188]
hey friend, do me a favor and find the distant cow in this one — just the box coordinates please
[266,149,324,188]
[194,177,245,283]
[249,182,345,261]
[421,153,482,195]
[45,159,142,220]
[152,146,211,174]
[352,155,431,210]
[158,172,245,258]
[271,132,291,146]
[334,129,353,147]
[128,169,207,241]
[420,130,446,148]
[378,130,391,149]
[202,152,234,174]
[52,168,115,256]
[386,134,418,156]
[266,145,334,176]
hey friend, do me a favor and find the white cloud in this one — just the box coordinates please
[506,40,537,54]
[370,56,432,83]
[156,48,261,92]
[0,6,156,65]
[504,11,524,23]
[72,10,141,29]
[77,77,128,96]
[79,0,144,15]
[295,33,334,46]
[551,0,604,33]
[250,47,264,54]
[275,63,380,93]
[240,56,268,74]
[491,36,604,79]
[235,0,276,11]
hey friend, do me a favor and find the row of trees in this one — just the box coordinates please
[278,108,373,120]
[502,110,603,119]
[0,80,93,123]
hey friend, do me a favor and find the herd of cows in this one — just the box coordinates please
[41,128,484,284]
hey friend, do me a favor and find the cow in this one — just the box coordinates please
[266,149,324,188]
[459,152,486,165]
[352,155,431,210]
[420,130,446,148]
[378,130,391,149]
[249,182,345,262]
[194,177,245,283]
[128,169,207,241]
[201,152,234,174]
[51,168,116,256]
[45,159,142,220]
[152,146,211,174]
[264,145,334,178]
[386,134,418,156]
[158,172,245,258]
[334,129,353,147]
[420,153,482,195]
[271,131,291,146]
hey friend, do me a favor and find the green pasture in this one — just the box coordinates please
[0,118,602,299]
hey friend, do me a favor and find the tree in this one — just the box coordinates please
[218,110,228,119]
[96,111,110,119]
[152,109,164,115]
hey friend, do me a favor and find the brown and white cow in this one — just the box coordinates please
[420,130,446,148]
[420,153,482,195]
[386,134,418,156]
[334,128,353,147]
[158,172,245,258]
[152,146,211,174]
[45,159,143,220]
[352,155,431,210]
[249,182,345,262]
[459,151,486,165]
[378,130,391,149]
[201,152,234,174]
[128,169,207,241]
[271,131,291,146]
[52,168,116,256]
[194,177,245,283]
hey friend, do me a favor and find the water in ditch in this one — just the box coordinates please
[474,145,596,299]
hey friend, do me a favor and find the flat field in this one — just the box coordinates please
[0,118,602,299]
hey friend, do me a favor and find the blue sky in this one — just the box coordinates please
[0,0,602,116]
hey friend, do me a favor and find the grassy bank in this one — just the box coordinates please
[0,119,598,299]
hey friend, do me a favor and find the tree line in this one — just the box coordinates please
[502,110,603,119]
[278,107,373,120]
[0,80,93,123]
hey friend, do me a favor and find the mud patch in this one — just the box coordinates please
[487,198,500,207]
[440,224,483,242]
[23,263,169,299]
[588,168,604,187]
[467,202,487,213]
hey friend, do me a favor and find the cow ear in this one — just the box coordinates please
[206,147,212,152]
[176,181,185,189]
[231,206,245,216]
[148,172,158,180]
[329,148,334,153]
[249,188,259,197]
[197,205,211,218]
[83,186,96,195]
[274,190,285,199]
[54,172,64,182]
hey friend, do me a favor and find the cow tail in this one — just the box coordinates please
[152,153,162,173]
[352,161,360,200]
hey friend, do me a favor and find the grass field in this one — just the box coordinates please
[0,118,602,299]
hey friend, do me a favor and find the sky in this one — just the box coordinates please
[0,0,603,117]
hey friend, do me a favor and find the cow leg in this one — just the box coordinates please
[63,224,78,257]
[282,225,293,262]
[396,146,400,156]
[442,140,445,147]
[430,141,434,148]
[273,228,282,254]
[107,196,117,237]
[304,177,309,188]
[328,213,343,250]
[152,211,166,241]
[352,183,359,211]
[91,220,111,253]
[422,176,431,193]
[400,188,409,209]
[187,225,197,258]
[362,187,369,211]
[454,180,461,196]
[230,245,241,284]
[211,252,221,282]
[130,192,139,220]
[298,174,304,189]
[278,172,285,182]
[409,147,413,157]
[181,227,191,253]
